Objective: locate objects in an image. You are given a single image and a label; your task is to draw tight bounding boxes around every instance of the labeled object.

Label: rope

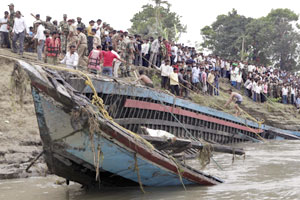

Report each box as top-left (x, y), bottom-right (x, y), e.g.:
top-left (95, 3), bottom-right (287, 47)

top-left (169, 155), bottom-right (187, 191)
top-left (3, 53), bottom-right (156, 149)
top-left (134, 153), bottom-right (146, 194)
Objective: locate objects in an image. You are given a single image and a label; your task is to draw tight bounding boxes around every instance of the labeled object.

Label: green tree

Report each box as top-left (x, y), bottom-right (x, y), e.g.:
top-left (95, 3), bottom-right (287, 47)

top-left (244, 17), bottom-right (274, 65)
top-left (129, 0), bottom-right (186, 41)
top-left (201, 9), bottom-right (252, 60)
top-left (201, 8), bottom-right (300, 70)
top-left (266, 9), bottom-right (300, 70)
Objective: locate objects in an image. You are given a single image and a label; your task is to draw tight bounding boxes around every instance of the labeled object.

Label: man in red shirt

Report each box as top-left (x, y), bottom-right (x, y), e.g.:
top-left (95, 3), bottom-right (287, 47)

top-left (44, 31), bottom-right (61, 65)
top-left (102, 46), bottom-right (125, 76)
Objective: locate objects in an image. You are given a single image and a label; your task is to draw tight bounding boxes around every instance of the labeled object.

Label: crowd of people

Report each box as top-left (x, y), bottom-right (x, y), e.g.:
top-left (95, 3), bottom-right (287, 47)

top-left (1, 3), bottom-right (300, 111)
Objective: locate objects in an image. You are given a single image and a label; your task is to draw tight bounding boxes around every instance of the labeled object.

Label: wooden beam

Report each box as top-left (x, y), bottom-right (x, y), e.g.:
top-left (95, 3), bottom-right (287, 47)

top-left (124, 99), bottom-right (262, 134)
top-left (115, 118), bottom-right (247, 141)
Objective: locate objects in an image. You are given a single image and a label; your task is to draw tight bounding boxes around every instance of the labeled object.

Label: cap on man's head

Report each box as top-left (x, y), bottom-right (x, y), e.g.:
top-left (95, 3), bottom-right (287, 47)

top-left (76, 27), bottom-right (82, 31)
top-left (46, 16), bottom-right (51, 19)
top-left (67, 19), bottom-right (73, 22)
top-left (8, 3), bottom-right (14, 7)
top-left (63, 14), bottom-right (67, 17)
top-left (77, 17), bottom-right (82, 20)
top-left (36, 14), bottom-right (40, 17)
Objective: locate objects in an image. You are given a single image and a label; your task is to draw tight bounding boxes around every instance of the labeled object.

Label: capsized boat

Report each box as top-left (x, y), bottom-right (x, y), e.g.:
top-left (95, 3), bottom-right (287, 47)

top-left (65, 71), bottom-right (300, 144)
top-left (18, 60), bottom-right (223, 187)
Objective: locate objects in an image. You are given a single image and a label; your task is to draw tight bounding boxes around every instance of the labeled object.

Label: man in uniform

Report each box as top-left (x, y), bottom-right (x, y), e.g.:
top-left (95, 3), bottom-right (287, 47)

top-left (120, 35), bottom-right (134, 77)
top-left (7, 3), bottom-right (15, 49)
top-left (52, 20), bottom-right (59, 32)
top-left (59, 14), bottom-right (69, 54)
top-left (43, 16), bottom-right (55, 33)
top-left (92, 28), bottom-right (101, 50)
top-left (76, 27), bottom-right (87, 67)
top-left (30, 13), bottom-right (41, 33)
top-left (67, 19), bottom-right (78, 51)
top-left (76, 17), bottom-right (85, 31)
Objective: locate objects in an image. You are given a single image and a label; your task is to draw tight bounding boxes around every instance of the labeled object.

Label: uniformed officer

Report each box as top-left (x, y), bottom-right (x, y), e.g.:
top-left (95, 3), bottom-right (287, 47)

top-left (76, 27), bottom-right (87, 67)
top-left (67, 19), bottom-right (78, 51)
top-left (42, 16), bottom-right (55, 32)
top-left (7, 3), bottom-right (15, 49)
top-left (120, 35), bottom-right (134, 77)
top-left (59, 14), bottom-right (69, 53)
top-left (76, 17), bottom-right (86, 31)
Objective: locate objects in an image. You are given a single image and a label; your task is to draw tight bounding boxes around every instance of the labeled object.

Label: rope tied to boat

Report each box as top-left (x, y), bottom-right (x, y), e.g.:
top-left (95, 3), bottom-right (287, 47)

top-left (134, 154), bottom-right (146, 194)
top-left (10, 63), bottom-right (30, 108)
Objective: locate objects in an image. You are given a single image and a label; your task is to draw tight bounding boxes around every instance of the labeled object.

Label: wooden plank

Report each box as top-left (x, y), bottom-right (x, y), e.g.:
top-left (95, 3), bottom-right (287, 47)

top-left (124, 99), bottom-right (262, 134)
top-left (142, 136), bottom-right (245, 155)
top-left (115, 118), bottom-right (249, 141)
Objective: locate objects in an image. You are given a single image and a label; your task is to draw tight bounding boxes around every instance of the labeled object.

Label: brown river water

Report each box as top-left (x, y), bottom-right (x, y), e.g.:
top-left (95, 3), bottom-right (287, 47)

top-left (1, 140), bottom-right (300, 200)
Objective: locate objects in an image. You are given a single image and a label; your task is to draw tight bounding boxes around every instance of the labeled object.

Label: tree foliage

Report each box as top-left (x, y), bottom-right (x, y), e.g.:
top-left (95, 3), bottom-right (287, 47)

top-left (129, 0), bottom-right (186, 41)
top-left (201, 8), bottom-right (300, 71)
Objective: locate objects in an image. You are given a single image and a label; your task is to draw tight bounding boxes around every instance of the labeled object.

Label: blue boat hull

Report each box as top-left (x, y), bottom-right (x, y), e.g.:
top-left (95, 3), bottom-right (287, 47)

top-left (31, 86), bottom-right (222, 187)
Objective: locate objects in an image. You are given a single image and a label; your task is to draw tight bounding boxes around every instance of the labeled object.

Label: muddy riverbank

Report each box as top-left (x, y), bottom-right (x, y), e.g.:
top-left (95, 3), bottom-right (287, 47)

top-left (0, 55), bottom-right (47, 179)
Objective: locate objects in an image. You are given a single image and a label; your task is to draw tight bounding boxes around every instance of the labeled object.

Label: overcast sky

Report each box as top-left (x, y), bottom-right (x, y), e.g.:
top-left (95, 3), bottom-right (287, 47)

top-left (1, 0), bottom-right (300, 45)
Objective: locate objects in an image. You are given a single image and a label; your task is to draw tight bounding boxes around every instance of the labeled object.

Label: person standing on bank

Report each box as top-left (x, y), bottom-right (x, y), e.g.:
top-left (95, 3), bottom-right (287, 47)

top-left (102, 46), bottom-right (125, 77)
top-left (224, 89), bottom-right (243, 116)
top-left (33, 20), bottom-right (45, 61)
top-left (12, 11), bottom-right (28, 56)
top-left (59, 14), bottom-right (69, 54)
top-left (0, 11), bottom-right (10, 48)
top-left (76, 27), bottom-right (87, 66)
top-left (86, 20), bottom-right (95, 54)
top-left (44, 31), bottom-right (61, 65)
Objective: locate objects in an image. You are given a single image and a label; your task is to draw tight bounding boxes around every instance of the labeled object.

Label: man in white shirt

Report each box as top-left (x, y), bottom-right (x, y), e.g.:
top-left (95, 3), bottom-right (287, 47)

top-left (156, 60), bottom-right (173, 89)
top-left (95, 19), bottom-right (102, 42)
top-left (149, 36), bottom-right (161, 67)
top-left (60, 45), bottom-right (79, 69)
top-left (192, 65), bottom-right (200, 89)
top-left (12, 11), bottom-right (28, 56)
top-left (171, 43), bottom-right (178, 65)
top-left (282, 85), bottom-right (288, 104)
top-left (141, 39), bottom-right (150, 67)
top-left (0, 11), bottom-right (10, 48)
top-left (33, 21), bottom-right (45, 61)
top-left (112, 49), bottom-right (121, 78)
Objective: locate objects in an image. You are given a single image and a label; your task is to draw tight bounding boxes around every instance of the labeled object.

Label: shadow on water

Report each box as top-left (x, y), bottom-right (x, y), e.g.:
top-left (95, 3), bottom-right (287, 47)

top-left (1, 140), bottom-right (300, 200)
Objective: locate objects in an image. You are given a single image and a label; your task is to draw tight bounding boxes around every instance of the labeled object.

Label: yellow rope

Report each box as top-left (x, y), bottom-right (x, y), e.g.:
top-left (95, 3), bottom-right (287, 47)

top-left (0, 53), bottom-right (155, 150)
top-left (134, 154), bottom-right (146, 194)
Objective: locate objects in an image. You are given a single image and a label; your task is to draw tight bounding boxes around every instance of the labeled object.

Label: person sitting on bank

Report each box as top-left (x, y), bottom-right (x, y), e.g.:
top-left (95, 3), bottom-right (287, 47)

top-left (224, 89), bottom-right (243, 116)
top-left (134, 70), bottom-right (154, 88)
